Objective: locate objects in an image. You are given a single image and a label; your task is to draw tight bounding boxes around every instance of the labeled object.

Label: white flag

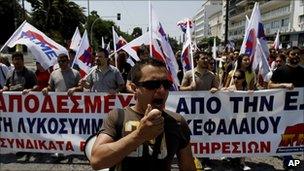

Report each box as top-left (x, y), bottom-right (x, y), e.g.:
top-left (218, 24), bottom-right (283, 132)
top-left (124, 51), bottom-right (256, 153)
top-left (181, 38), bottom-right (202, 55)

top-left (272, 30), bottom-right (280, 50)
top-left (69, 27), bottom-right (81, 51)
top-left (2, 21), bottom-right (68, 69)
top-left (255, 38), bottom-right (271, 81)
top-left (240, 15), bottom-right (250, 54)
top-left (121, 32), bottom-right (150, 61)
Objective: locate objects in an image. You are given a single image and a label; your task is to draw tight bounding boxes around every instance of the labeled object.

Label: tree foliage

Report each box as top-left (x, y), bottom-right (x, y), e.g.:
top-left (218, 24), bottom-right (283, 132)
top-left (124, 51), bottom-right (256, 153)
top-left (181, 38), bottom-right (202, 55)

top-left (26, 0), bottom-right (86, 46)
top-left (197, 36), bottom-right (221, 50)
top-left (0, 0), bottom-right (26, 44)
top-left (131, 27), bottom-right (142, 38)
top-left (2, 0), bottom-right (169, 53)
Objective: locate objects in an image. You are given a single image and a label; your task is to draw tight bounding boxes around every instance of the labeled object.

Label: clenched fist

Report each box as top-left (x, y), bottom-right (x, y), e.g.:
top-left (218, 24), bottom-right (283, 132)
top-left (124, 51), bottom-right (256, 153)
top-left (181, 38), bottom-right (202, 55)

top-left (136, 104), bottom-right (164, 141)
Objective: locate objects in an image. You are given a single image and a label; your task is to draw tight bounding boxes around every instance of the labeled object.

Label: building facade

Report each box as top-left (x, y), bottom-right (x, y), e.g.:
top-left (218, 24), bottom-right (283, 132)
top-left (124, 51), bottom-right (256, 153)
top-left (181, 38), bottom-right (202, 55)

top-left (209, 10), bottom-right (223, 40)
top-left (193, 0), bottom-right (222, 41)
top-left (228, 0), bottom-right (304, 47)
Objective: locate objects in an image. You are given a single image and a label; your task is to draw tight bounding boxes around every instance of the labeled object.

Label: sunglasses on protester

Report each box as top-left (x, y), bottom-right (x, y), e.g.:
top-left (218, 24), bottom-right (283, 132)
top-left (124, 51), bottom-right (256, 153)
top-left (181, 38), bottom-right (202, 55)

top-left (233, 76), bottom-right (244, 80)
top-left (58, 59), bottom-right (69, 64)
top-left (290, 52), bottom-right (299, 56)
top-left (136, 80), bottom-right (172, 90)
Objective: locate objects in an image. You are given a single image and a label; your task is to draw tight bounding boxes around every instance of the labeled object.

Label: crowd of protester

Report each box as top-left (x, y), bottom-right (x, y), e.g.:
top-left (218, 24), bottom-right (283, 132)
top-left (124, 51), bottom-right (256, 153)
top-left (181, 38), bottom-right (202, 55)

top-left (0, 44), bottom-right (303, 170)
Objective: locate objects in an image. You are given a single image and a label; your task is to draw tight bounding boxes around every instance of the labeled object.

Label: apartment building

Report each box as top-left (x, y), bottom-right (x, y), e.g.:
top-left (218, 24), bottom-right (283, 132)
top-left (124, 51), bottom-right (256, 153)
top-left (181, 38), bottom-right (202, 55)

top-left (228, 0), bottom-right (304, 47)
top-left (209, 10), bottom-right (223, 40)
top-left (193, 0), bottom-right (222, 42)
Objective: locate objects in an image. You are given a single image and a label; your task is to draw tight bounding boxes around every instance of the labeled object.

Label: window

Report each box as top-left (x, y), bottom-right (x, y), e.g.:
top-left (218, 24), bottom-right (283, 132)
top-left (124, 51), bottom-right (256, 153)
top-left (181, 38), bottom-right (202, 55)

top-left (299, 15), bottom-right (304, 23)
top-left (271, 21), bottom-right (279, 29)
top-left (300, 0), bottom-right (304, 6)
top-left (281, 18), bottom-right (289, 27)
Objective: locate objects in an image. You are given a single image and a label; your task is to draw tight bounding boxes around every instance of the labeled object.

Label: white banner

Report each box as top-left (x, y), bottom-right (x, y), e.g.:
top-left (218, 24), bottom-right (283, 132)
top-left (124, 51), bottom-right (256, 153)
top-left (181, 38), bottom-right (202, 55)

top-left (0, 89), bottom-right (303, 158)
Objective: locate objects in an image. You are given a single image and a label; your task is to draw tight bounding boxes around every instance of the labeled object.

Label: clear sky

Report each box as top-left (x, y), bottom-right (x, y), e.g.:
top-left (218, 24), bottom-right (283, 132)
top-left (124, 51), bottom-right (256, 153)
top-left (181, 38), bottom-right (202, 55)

top-left (72, 0), bottom-right (202, 41)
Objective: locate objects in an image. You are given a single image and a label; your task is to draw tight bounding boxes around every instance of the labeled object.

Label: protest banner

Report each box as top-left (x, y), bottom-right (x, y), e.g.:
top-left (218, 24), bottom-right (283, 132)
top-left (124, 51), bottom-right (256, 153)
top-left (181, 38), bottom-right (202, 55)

top-left (0, 89), bottom-right (303, 158)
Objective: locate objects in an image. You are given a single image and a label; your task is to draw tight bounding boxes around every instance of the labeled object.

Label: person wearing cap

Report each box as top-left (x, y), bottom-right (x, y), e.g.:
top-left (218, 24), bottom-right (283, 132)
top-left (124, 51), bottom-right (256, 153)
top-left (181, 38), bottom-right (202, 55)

top-left (80, 48), bottom-right (124, 93)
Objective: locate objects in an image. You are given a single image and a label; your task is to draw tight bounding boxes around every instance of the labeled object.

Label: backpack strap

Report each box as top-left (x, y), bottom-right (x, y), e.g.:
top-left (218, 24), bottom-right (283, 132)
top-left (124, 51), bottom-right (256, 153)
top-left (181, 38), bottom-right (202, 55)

top-left (115, 108), bottom-right (125, 140)
top-left (109, 108), bottom-right (125, 171)
top-left (0, 66), bottom-right (6, 80)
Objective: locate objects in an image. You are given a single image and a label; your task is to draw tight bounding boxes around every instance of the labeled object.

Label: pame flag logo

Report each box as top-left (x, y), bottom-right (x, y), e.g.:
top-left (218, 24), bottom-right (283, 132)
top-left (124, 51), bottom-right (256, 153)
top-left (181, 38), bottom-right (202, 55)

top-left (19, 30), bottom-right (59, 60)
top-left (276, 123), bottom-right (304, 153)
top-left (20, 30), bottom-right (58, 50)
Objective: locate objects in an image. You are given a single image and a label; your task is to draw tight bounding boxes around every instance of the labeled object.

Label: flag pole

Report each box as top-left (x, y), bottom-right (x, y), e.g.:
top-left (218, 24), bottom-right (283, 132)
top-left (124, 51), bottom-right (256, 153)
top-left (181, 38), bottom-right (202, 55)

top-left (112, 26), bottom-right (118, 67)
top-left (0, 20), bottom-right (27, 52)
top-left (188, 21), bottom-right (195, 83)
top-left (148, 1), bottom-right (153, 57)
top-left (229, 61), bottom-right (238, 87)
top-left (72, 30), bottom-right (87, 69)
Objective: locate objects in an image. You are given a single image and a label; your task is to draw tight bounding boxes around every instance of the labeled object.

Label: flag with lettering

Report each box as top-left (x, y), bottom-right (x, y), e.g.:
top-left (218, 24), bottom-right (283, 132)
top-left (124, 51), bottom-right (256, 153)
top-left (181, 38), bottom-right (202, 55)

top-left (2, 21), bottom-right (68, 69)
top-left (73, 30), bottom-right (93, 77)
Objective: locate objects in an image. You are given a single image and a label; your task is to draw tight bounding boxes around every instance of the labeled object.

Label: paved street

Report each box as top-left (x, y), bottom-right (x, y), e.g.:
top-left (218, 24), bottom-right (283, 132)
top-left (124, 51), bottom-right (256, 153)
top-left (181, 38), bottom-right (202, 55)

top-left (0, 153), bottom-right (303, 171)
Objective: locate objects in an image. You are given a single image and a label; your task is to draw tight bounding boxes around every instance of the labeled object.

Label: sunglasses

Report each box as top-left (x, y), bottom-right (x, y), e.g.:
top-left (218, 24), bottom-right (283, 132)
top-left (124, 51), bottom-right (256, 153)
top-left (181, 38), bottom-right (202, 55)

top-left (58, 60), bottom-right (69, 64)
top-left (290, 53), bottom-right (298, 56)
top-left (136, 80), bottom-right (172, 90)
top-left (233, 76), bottom-right (244, 80)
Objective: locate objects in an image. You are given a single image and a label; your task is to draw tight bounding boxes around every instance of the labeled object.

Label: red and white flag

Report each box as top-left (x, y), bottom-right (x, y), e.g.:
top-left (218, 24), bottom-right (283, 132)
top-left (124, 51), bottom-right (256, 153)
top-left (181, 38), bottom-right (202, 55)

top-left (73, 30), bottom-right (93, 78)
top-left (121, 32), bottom-right (150, 62)
top-left (112, 26), bottom-right (128, 66)
top-left (181, 21), bottom-right (192, 72)
top-left (1, 21), bottom-right (68, 69)
top-left (150, 4), bottom-right (180, 89)
top-left (177, 18), bottom-right (193, 33)
top-left (240, 2), bottom-right (270, 79)
top-left (240, 2), bottom-right (269, 62)
top-left (69, 27), bottom-right (81, 51)
top-left (113, 27), bottom-right (128, 50)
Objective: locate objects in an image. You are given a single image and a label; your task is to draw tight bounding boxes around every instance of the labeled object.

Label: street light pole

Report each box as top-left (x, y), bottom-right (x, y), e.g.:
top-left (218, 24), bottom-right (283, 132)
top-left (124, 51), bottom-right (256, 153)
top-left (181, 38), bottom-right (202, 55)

top-left (87, 0), bottom-right (90, 16)
top-left (225, 0), bottom-right (229, 45)
top-left (90, 18), bottom-right (101, 46)
top-left (90, 14), bottom-right (121, 46)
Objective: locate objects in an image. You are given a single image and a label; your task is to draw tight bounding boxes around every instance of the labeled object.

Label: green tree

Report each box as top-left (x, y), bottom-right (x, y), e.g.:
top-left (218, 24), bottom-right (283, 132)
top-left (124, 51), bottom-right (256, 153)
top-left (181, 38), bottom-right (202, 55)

top-left (87, 11), bottom-right (133, 51)
top-left (168, 37), bottom-right (181, 54)
top-left (197, 36), bottom-right (221, 51)
top-left (131, 27), bottom-right (142, 38)
top-left (0, 0), bottom-right (26, 44)
top-left (27, 0), bottom-right (86, 45)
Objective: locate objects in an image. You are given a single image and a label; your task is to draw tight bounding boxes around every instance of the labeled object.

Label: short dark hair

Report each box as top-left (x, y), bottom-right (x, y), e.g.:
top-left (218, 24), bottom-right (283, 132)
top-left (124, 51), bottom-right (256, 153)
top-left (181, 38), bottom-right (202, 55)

top-left (130, 58), bottom-right (167, 84)
top-left (96, 48), bottom-right (109, 58)
top-left (194, 51), bottom-right (209, 61)
top-left (68, 49), bottom-right (76, 56)
top-left (136, 44), bottom-right (149, 57)
top-left (12, 52), bottom-right (24, 60)
top-left (58, 53), bottom-right (69, 59)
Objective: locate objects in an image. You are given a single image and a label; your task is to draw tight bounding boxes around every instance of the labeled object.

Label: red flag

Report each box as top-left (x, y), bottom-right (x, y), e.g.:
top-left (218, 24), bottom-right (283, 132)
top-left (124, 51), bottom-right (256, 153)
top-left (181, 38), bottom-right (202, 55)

top-left (73, 30), bottom-right (93, 78)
